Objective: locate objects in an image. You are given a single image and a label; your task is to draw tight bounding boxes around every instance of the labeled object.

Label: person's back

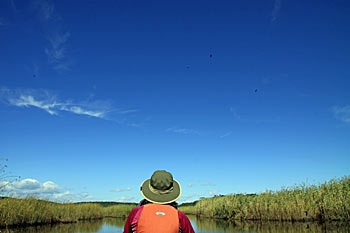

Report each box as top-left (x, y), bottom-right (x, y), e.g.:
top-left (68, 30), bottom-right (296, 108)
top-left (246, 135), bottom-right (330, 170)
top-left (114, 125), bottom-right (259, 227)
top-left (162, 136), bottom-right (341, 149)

top-left (130, 203), bottom-right (179, 233)
top-left (123, 170), bottom-right (195, 233)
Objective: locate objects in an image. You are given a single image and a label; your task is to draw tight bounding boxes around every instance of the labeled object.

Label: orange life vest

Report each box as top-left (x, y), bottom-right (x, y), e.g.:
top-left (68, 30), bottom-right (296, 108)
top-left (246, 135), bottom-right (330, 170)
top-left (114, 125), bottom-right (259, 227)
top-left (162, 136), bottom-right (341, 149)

top-left (132, 204), bottom-right (180, 233)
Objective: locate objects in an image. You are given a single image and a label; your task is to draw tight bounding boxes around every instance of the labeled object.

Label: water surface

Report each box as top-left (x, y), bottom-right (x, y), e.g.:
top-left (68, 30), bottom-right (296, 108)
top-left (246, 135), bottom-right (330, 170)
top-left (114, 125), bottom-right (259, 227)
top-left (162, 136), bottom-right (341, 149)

top-left (3, 216), bottom-right (350, 233)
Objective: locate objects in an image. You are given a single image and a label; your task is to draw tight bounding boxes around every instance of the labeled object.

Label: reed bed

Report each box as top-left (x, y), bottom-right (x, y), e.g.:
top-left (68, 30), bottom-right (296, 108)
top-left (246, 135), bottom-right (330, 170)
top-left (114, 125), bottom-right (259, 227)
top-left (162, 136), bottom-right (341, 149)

top-left (179, 176), bottom-right (350, 222)
top-left (0, 197), bottom-right (136, 228)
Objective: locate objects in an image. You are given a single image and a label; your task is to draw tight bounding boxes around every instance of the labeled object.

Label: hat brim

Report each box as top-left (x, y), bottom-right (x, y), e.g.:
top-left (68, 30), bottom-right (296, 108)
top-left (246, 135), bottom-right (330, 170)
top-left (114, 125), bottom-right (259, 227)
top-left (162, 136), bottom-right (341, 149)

top-left (141, 179), bottom-right (181, 204)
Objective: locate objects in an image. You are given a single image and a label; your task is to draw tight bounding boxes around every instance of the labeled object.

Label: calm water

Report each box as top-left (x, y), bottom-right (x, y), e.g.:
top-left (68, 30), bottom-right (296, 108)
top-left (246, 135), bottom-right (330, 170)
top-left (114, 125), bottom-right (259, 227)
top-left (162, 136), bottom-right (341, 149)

top-left (3, 216), bottom-right (350, 233)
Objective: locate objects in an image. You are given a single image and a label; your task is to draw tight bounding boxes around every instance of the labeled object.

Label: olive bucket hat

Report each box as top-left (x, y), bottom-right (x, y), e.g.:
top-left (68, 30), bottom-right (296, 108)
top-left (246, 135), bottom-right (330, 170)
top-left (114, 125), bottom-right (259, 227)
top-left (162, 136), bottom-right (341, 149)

top-left (140, 170), bottom-right (181, 204)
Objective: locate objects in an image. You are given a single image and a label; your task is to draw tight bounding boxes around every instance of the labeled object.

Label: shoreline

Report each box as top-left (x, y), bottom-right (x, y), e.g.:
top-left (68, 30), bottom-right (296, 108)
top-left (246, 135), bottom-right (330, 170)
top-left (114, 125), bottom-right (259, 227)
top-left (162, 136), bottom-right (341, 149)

top-left (1, 176), bottom-right (349, 229)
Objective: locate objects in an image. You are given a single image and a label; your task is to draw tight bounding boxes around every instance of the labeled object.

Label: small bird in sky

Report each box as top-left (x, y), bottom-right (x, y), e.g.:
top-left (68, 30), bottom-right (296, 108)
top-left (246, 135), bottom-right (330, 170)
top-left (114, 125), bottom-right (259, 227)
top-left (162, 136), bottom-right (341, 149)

top-left (254, 89), bottom-right (258, 93)
top-left (209, 54), bottom-right (213, 58)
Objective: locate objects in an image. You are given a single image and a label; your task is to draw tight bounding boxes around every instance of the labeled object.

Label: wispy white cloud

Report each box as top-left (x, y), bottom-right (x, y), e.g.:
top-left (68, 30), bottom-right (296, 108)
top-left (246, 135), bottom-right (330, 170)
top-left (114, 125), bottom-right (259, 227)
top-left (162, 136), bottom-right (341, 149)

top-left (45, 31), bottom-right (70, 65)
top-left (35, 0), bottom-right (54, 20)
top-left (229, 107), bottom-right (241, 120)
top-left (331, 106), bottom-right (350, 123)
top-left (114, 196), bottom-right (135, 202)
top-left (0, 87), bottom-right (120, 119)
top-left (271, 0), bottom-right (282, 23)
top-left (0, 0), bottom-right (17, 27)
top-left (33, 0), bottom-right (71, 71)
top-left (117, 109), bottom-right (139, 114)
top-left (60, 105), bottom-right (105, 118)
top-left (166, 127), bottom-right (200, 135)
top-left (179, 190), bottom-right (220, 201)
top-left (8, 94), bottom-right (59, 115)
top-left (228, 107), bottom-right (279, 124)
top-left (208, 190), bottom-right (220, 196)
top-left (10, 0), bottom-right (17, 12)
top-left (110, 187), bottom-right (132, 193)
top-left (179, 193), bottom-right (199, 203)
top-left (45, 30), bottom-right (71, 71)
top-left (51, 191), bottom-right (95, 202)
top-left (220, 131), bottom-right (232, 138)
top-left (200, 182), bottom-right (216, 187)
top-left (179, 191), bottom-right (221, 203)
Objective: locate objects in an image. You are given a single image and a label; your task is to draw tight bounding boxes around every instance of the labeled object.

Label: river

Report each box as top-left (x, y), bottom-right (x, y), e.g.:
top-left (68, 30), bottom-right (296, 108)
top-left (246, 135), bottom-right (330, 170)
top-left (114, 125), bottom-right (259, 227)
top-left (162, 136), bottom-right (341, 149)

top-left (3, 216), bottom-right (350, 232)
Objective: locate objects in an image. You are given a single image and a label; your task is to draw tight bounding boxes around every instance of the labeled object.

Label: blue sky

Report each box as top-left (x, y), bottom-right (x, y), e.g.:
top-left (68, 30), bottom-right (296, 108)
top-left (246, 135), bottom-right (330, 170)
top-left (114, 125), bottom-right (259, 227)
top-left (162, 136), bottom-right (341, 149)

top-left (0, 0), bottom-right (349, 203)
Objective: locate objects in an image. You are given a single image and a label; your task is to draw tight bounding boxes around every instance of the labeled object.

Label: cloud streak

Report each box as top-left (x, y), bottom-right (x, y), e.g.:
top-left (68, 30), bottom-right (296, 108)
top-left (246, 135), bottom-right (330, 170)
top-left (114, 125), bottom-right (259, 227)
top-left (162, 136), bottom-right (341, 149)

top-left (35, 0), bottom-right (55, 20)
top-left (110, 187), bottom-right (132, 193)
top-left (166, 127), bottom-right (200, 135)
top-left (332, 106), bottom-right (350, 123)
top-left (220, 131), bottom-right (232, 138)
top-left (0, 87), bottom-right (117, 119)
top-left (200, 182), bottom-right (216, 187)
top-left (229, 107), bottom-right (241, 120)
top-left (179, 193), bottom-right (199, 203)
top-left (114, 196), bottom-right (135, 202)
top-left (208, 190), bottom-right (220, 196)
top-left (45, 31), bottom-right (70, 69)
top-left (34, 0), bottom-right (71, 71)
top-left (271, 0), bottom-right (282, 23)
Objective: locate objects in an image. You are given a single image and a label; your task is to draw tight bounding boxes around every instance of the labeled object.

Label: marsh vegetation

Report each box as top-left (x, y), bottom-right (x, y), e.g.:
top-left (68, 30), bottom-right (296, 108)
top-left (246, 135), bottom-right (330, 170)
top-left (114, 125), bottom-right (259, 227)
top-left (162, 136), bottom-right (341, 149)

top-left (179, 176), bottom-right (350, 222)
top-left (1, 176), bottom-right (349, 230)
top-left (0, 197), bottom-right (135, 228)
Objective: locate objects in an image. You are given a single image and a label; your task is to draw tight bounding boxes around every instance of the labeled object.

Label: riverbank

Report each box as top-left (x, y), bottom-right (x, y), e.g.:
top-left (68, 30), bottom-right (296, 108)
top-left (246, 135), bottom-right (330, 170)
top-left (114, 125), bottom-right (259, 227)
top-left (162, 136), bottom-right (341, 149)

top-left (0, 197), bottom-right (136, 228)
top-left (179, 176), bottom-right (350, 222)
top-left (1, 176), bottom-right (349, 228)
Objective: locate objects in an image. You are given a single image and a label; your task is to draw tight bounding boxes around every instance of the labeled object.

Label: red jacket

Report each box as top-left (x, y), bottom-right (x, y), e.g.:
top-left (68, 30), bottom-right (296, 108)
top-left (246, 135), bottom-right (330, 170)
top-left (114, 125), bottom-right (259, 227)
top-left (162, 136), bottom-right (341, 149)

top-left (123, 204), bottom-right (195, 233)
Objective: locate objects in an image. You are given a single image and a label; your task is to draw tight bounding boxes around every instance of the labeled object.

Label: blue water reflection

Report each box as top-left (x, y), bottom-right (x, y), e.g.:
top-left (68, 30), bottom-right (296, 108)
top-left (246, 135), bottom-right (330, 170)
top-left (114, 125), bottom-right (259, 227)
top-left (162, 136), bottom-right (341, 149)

top-left (3, 217), bottom-right (350, 233)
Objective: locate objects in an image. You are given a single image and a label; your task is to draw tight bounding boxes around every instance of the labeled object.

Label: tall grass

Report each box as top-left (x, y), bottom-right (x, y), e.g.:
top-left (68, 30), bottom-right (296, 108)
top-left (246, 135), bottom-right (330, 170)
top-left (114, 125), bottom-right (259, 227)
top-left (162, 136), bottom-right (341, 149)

top-left (0, 197), bottom-right (136, 228)
top-left (179, 176), bottom-right (350, 222)
top-left (188, 215), bottom-right (350, 233)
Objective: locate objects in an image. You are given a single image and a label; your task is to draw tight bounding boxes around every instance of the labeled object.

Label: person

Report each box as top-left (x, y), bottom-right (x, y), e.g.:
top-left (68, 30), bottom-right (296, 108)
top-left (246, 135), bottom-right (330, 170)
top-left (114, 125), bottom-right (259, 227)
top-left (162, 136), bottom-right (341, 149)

top-left (123, 170), bottom-right (195, 233)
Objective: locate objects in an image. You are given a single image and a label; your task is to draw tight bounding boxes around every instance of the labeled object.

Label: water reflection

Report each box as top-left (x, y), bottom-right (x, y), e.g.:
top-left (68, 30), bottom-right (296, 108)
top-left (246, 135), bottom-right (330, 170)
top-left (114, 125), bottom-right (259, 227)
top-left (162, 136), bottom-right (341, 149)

top-left (4, 218), bottom-right (126, 233)
top-left (2, 216), bottom-right (350, 233)
top-left (188, 215), bottom-right (350, 233)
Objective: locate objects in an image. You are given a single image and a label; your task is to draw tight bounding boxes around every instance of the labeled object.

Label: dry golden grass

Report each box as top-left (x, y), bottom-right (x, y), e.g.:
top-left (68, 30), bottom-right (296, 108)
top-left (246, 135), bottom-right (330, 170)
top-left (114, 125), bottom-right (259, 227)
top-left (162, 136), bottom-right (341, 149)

top-left (179, 176), bottom-right (350, 222)
top-left (0, 197), bottom-right (136, 228)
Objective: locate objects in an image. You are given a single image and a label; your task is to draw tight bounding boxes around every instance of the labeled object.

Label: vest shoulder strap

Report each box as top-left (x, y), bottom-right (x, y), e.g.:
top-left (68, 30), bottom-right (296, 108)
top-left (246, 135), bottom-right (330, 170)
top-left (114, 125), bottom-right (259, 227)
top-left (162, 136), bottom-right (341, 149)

top-left (130, 206), bottom-right (144, 233)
